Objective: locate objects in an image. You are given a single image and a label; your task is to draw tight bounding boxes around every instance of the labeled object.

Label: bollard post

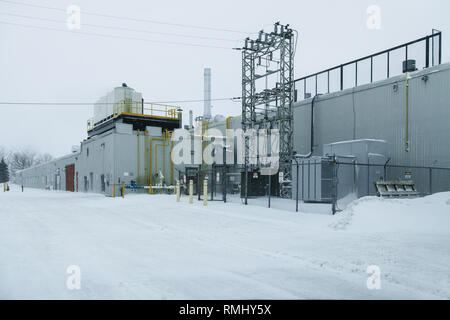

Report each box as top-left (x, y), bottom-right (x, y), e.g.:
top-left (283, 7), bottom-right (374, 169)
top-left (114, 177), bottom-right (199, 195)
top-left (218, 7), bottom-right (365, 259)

top-left (203, 179), bottom-right (208, 206)
top-left (189, 180), bottom-right (193, 204)
top-left (113, 184), bottom-right (116, 198)
top-left (176, 180), bottom-right (181, 202)
top-left (122, 183), bottom-right (125, 199)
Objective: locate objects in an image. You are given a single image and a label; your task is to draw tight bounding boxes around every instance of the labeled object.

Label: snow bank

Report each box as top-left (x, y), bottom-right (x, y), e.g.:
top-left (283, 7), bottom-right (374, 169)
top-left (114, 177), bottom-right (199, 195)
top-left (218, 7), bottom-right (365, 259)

top-left (330, 193), bottom-right (450, 233)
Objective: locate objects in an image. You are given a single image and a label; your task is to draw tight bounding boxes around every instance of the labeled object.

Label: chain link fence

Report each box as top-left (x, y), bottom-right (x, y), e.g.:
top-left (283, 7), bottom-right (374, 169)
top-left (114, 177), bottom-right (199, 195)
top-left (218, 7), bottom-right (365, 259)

top-left (176, 161), bottom-right (450, 215)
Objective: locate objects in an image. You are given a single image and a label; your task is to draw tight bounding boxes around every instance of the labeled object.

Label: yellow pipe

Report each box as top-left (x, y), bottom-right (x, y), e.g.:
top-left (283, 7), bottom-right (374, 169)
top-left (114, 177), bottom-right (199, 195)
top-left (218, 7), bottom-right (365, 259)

top-left (149, 130), bottom-right (174, 192)
top-left (226, 116), bottom-right (234, 130)
top-left (405, 72), bottom-right (409, 152)
top-left (137, 129), bottom-right (140, 185)
top-left (170, 133), bottom-right (174, 185)
top-left (155, 131), bottom-right (171, 184)
top-left (144, 130), bottom-right (149, 185)
top-left (150, 133), bottom-right (166, 192)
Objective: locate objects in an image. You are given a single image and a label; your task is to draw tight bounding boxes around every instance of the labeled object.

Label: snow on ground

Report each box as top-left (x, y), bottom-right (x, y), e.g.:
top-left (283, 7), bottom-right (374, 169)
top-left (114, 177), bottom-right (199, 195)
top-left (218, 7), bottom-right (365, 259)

top-left (1, 184), bottom-right (449, 299)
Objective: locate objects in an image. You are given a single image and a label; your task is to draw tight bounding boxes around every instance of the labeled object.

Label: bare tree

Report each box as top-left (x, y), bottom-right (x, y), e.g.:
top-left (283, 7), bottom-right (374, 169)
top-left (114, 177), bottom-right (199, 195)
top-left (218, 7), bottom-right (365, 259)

top-left (35, 153), bottom-right (53, 165)
top-left (9, 150), bottom-right (38, 176)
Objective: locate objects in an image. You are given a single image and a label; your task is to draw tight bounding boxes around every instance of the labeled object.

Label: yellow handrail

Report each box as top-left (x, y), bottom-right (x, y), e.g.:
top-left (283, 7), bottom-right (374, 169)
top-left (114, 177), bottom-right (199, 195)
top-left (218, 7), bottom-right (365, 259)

top-left (113, 100), bottom-right (181, 120)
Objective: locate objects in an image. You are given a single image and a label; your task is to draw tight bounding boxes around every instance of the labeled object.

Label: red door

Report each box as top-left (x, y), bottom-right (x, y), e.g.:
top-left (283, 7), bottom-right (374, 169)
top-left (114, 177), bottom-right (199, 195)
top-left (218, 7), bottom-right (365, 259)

top-left (66, 164), bottom-right (75, 192)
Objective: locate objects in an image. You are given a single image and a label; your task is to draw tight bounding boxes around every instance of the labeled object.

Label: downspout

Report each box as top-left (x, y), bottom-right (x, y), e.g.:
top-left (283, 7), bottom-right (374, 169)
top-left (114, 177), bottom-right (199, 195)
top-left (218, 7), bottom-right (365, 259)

top-left (144, 130), bottom-right (149, 185)
top-left (137, 129), bottom-right (140, 185)
top-left (405, 72), bottom-right (410, 152)
top-left (151, 130), bottom-right (173, 190)
top-left (155, 130), bottom-right (173, 187)
top-left (150, 134), bottom-right (165, 191)
top-left (295, 94), bottom-right (321, 159)
top-left (170, 131), bottom-right (174, 185)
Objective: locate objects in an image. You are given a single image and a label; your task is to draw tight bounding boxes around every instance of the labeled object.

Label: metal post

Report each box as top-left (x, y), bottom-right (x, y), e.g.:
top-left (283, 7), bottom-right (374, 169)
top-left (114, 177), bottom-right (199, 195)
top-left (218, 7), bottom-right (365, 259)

top-left (304, 80), bottom-right (307, 99)
top-left (296, 162), bottom-right (299, 213)
top-left (245, 167), bottom-right (248, 205)
top-left (327, 71), bottom-right (330, 94)
top-left (268, 173), bottom-right (271, 208)
top-left (370, 57), bottom-right (373, 83)
top-left (198, 167), bottom-right (201, 201)
top-left (315, 75), bottom-right (318, 96)
top-left (429, 167), bottom-right (433, 195)
top-left (189, 180), bottom-right (193, 204)
top-left (331, 157), bottom-right (337, 215)
top-left (387, 51), bottom-right (390, 78)
top-left (426, 37), bottom-right (430, 68)
top-left (340, 65), bottom-right (344, 91)
top-left (203, 179), bottom-right (208, 206)
top-left (211, 170), bottom-right (214, 201)
top-left (223, 166), bottom-right (227, 203)
top-left (122, 183), bottom-right (125, 198)
top-left (176, 180), bottom-right (180, 202)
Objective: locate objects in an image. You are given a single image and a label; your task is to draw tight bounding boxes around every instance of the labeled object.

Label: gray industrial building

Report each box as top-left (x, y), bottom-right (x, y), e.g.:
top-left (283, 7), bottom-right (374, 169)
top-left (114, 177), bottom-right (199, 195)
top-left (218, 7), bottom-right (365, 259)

top-left (17, 29), bottom-right (450, 203)
top-left (17, 85), bottom-right (181, 196)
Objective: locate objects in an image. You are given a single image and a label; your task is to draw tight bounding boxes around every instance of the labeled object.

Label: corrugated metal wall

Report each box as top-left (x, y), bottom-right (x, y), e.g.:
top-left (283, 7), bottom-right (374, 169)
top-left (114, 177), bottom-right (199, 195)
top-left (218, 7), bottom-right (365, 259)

top-left (17, 124), bottom-right (175, 196)
top-left (294, 63), bottom-right (450, 168)
top-left (17, 63), bottom-right (450, 197)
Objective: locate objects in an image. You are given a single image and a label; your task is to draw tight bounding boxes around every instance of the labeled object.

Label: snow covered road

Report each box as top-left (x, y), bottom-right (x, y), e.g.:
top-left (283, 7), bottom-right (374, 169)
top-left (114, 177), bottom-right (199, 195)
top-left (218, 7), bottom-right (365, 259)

top-left (1, 185), bottom-right (449, 299)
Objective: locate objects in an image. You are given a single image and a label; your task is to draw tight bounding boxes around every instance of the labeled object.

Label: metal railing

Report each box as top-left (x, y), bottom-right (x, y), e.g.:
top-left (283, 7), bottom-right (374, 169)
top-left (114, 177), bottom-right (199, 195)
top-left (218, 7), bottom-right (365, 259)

top-left (294, 30), bottom-right (442, 100)
top-left (87, 100), bottom-right (181, 131)
top-left (112, 100), bottom-right (181, 120)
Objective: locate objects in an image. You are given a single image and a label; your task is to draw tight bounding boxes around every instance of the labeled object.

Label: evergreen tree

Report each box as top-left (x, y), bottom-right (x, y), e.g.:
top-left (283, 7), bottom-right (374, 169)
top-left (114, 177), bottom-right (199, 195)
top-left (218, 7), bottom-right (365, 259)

top-left (0, 158), bottom-right (9, 183)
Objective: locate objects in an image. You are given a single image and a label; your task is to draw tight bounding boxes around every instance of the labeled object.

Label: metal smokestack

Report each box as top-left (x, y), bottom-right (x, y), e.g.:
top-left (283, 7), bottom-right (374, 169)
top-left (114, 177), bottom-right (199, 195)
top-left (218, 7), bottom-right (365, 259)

top-left (189, 110), bottom-right (194, 129)
top-left (203, 68), bottom-right (212, 121)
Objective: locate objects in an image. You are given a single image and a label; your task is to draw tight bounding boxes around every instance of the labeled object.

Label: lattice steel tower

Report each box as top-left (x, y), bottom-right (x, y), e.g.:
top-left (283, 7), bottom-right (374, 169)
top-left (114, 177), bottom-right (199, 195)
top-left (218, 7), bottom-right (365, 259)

top-left (241, 22), bottom-right (295, 199)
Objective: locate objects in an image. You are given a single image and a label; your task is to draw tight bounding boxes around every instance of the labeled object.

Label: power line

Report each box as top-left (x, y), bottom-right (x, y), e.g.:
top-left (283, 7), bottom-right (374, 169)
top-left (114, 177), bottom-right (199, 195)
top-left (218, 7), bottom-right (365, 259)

top-left (0, 12), bottom-right (240, 43)
top-left (0, 97), bottom-right (242, 106)
top-left (0, 0), bottom-right (253, 34)
top-left (0, 20), bottom-right (234, 49)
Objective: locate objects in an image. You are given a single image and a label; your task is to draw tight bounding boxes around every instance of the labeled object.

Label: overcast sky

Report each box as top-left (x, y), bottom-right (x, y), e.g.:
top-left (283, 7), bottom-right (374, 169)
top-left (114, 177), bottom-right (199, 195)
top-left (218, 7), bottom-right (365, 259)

top-left (1, 0), bottom-right (449, 157)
